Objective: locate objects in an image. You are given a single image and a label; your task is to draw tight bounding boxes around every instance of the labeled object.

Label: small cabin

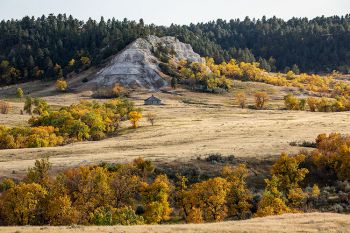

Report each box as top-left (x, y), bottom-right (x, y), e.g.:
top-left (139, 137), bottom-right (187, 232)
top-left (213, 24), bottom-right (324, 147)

top-left (144, 95), bottom-right (162, 105)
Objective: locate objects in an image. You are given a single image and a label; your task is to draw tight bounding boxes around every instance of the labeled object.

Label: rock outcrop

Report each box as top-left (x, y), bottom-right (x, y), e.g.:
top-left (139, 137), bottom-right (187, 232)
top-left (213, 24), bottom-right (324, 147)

top-left (90, 35), bottom-right (203, 90)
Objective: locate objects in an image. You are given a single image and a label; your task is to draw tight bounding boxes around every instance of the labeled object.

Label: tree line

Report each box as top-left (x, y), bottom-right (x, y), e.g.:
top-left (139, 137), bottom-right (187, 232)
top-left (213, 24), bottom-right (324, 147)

top-left (0, 132), bottom-right (349, 225)
top-left (162, 56), bottom-right (350, 105)
top-left (1, 14), bottom-right (349, 85)
top-left (0, 98), bottom-right (142, 149)
top-left (185, 15), bottom-right (350, 73)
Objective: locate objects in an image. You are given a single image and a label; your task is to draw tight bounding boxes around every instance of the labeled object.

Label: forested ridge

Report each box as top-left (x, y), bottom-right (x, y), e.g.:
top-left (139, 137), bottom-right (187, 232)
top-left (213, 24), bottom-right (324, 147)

top-left (187, 16), bottom-right (350, 72)
top-left (0, 14), bottom-right (350, 85)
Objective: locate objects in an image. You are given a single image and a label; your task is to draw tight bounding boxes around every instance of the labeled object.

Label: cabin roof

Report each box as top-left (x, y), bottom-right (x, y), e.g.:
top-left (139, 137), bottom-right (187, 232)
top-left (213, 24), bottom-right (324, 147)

top-left (144, 95), bottom-right (161, 102)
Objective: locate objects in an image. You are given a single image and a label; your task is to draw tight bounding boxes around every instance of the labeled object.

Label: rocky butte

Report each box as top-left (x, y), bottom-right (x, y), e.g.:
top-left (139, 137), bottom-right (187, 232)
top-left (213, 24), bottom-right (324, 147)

top-left (90, 35), bottom-right (203, 90)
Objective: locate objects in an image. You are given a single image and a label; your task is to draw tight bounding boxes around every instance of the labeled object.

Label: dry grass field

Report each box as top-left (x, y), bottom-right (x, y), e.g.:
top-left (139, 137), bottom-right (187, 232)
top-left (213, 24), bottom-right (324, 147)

top-left (1, 79), bottom-right (350, 178)
top-left (1, 75), bottom-right (350, 232)
top-left (0, 213), bottom-right (349, 233)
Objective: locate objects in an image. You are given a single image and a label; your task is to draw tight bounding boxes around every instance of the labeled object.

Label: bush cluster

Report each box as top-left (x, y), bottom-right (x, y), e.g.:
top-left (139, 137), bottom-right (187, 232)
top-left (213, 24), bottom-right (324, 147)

top-left (306, 133), bottom-right (350, 181)
top-left (0, 158), bottom-right (253, 225)
top-left (167, 57), bottom-right (350, 99)
top-left (0, 98), bottom-right (140, 149)
top-left (284, 94), bottom-right (350, 112)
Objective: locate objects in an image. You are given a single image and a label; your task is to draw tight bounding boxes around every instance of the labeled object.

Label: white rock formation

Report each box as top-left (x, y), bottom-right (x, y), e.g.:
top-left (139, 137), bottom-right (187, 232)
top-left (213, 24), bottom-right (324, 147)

top-left (90, 35), bottom-right (203, 90)
top-left (147, 35), bottom-right (203, 63)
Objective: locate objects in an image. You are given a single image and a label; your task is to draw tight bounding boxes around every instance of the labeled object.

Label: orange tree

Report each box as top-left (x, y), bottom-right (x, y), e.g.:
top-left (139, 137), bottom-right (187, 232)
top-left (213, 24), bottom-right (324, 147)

top-left (254, 92), bottom-right (268, 110)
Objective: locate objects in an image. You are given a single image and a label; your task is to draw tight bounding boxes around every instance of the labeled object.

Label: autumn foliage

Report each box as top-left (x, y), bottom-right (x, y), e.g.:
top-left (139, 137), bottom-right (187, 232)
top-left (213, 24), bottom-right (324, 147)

top-left (255, 153), bottom-right (308, 217)
top-left (16, 87), bottom-right (24, 98)
top-left (0, 158), bottom-right (153, 225)
top-left (235, 92), bottom-right (246, 109)
top-left (0, 182), bottom-right (47, 225)
top-left (0, 157), bottom-right (255, 226)
top-left (128, 111), bottom-right (142, 129)
top-left (0, 98), bottom-right (141, 149)
top-left (254, 92), bottom-right (268, 110)
top-left (0, 101), bottom-right (10, 114)
top-left (55, 79), bottom-right (68, 91)
top-left (140, 175), bottom-right (172, 223)
top-left (310, 133), bottom-right (350, 181)
top-left (284, 94), bottom-right (306, 110)
top-left (284, 94), bottom-right (350, 112)
top-left (165, 56), bottom-right (350, 112)
top-left (0, 136), bottom-right (349, 226)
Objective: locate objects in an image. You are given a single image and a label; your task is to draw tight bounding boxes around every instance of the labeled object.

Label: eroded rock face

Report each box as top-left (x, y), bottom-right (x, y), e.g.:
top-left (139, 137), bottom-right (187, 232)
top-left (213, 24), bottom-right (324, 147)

top-left (147, 35), bottom-right (203, 63)
top-left (90, 35), bottom-right (203, 90)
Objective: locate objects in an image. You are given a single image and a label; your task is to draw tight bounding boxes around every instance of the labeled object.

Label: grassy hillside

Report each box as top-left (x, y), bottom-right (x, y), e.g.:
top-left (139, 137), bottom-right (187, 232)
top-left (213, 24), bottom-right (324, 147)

top-left (1, 82), bottom-right (350, 178)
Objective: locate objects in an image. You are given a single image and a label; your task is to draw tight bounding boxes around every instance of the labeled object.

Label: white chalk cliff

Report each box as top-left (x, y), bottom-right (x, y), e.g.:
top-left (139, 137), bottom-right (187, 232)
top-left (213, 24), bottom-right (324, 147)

top-left (90, 35), bottom-right (203, 90)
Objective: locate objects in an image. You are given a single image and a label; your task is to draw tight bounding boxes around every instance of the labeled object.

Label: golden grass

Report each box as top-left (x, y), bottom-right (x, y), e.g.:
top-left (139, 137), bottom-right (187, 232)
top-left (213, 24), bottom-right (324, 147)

top-left (0, 81), bottom-right (350, 179)
top-left (0, 213), bottom-right (349, 233)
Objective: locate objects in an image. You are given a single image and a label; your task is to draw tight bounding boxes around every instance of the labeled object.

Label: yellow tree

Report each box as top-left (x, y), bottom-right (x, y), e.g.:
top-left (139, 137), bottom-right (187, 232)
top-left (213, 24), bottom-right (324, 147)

top-left (0, 183), bottom-right (47, 225)
top-left (235, 92), bottom-right (246, 109)
top-left (255, 176), bottom-right (291, 217)
top-left (0, 126), bottom-right (16, 149)
top-left (311, 184), bottom-right (321, 198)
top-left (336, 143), bottom-right (350, 180)
top-left (271, 153), bottom-right (309, 209)
top-left (174, 175), bottom-right (204, 223)
top-left (68, 59), bottom-right (75, 66)
top-left (81, 56), bottom-right (91, 66)
top-left (132, 157), bottom-right (155, 180)
top-left (110, 164), bottom-right (141, 208)
top-left (222, 164), bottom-right (252, 219)
top-left (140, 175), bottom-right (172, 224)
top-left (23, 96), bottom-right (33, 114)
top-left (221, 59), bottom-right (243, 79)
top-left (16, 87), bottom-right (24, 98)
top-left (307, 97), bottom-right (319, 112)
top-left (45, 175), bottom-right (80, 225)
top-left (254, 92), bottom-right (268, 110)
top-left (314, 133), bottom-right (350, 181)
top-left (271, 153), bottom-right (309, 196)
top-left (0, 178), bottom-right (15, 191)
top-left (175, 175), bottom-right (191, 221)
top-left (56, 79), bottom-right (68, 91)
top-left (256, 153), bottom-right (309, 217)
top-left (33, 98), bottom-right (50, 115)
top-left (286, 70), bottom-right (296, 79)
top-left (284, 94), bottom-right (301, 110)
top-left (128, 111), bottom-right (142, 128)
top-left (64, 166), bottom-right (114, 223)
top-left (24, 157), bottom-right (52, 187)
top-left (190, 177), bottom-right (230, 222)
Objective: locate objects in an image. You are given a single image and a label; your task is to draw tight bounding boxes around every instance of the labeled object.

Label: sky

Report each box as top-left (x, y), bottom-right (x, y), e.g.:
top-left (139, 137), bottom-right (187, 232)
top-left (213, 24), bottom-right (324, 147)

top-left (0, 0), bottom-right (349, 25)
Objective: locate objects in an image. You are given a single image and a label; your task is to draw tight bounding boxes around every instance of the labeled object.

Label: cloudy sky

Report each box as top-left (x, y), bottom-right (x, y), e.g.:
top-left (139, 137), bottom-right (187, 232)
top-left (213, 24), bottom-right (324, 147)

top-left (0, 0), bottom-right (349, 25)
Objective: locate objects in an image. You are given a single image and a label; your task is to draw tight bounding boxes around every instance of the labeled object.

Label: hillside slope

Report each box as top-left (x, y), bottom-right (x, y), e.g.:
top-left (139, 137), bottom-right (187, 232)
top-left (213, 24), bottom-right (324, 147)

top-left (0, 213), bottom-right (349, 233)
